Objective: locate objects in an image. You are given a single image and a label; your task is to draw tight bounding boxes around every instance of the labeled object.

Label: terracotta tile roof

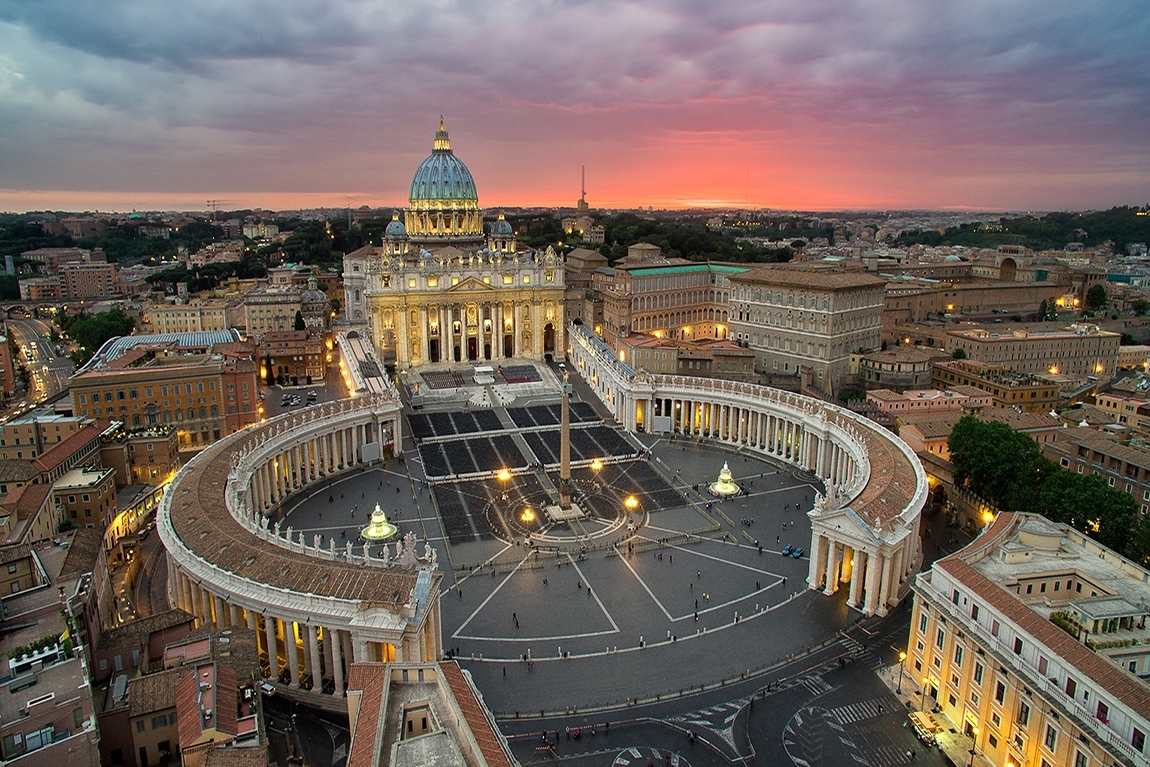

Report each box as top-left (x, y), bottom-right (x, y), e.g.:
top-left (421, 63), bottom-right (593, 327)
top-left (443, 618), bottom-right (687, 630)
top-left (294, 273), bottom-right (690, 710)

top-left (937, 514), bottom-right (1150, 722)
top-left (346, 663), bottom-right (387, 767)
top-left (200, 748), bottom-right (270, 767)
top-left (58, 528), bottom-right (106, 578)
top-left (440, 661), bottom-right (514, 767)
top-left (95, 609), bottom-right (196, 651)
top-left (0, 543), bottom-right (31, 564)
top-left (167, 429), bottom-right (427, 603)
top-left (0, 460), bottom-right (39, 483)
top-left (732, 265), bottom-right (886, 290)
top-left (31, 423), bottom-right (102, 473)
top-left (0, 483), bottom-right (52, 519)
top-left (176, 670), bottom-right (203, 747)
top-left (215, 665), bottom-right (239, 736)
top-left (128, 667), bottom-right (183, 717)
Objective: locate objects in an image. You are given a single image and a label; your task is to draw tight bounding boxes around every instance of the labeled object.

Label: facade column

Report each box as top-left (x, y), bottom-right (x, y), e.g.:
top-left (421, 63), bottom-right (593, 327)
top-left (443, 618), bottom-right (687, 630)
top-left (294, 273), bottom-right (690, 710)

top-left (214, 595), bottom-right (228, 627)
top-left (264, 615), bottom-right (279, 680)
top-left (308, 625), bottom-right (323, 693)
top-left (808, 533), bottom-right (828, 589)
top-left (352, 633), bottom-right (370, 663)
top-left (877, 553), bottom-right (893, 612)
top-left (247, 609), bottom-right (257, 631)
top-left (865, 550), bottom-right (883, 615)
top-left (849, 549), bottom-right (865, 607)
top-left (823, 541), bottom-right (840, 595)
top-left (285, 621), bottom-right (301, 687)
top-left (331, 628), bottom-right (345, 695)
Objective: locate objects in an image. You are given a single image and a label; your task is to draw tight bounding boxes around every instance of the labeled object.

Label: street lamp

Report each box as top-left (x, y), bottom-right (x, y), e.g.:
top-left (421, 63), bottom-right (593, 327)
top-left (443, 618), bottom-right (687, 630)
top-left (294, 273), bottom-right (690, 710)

top-left (897, 651), bottom-right (907, 693)
top-left (968, 725), bottom-right (979, 767)
top-left (920, 676), bottom-right (929, 711)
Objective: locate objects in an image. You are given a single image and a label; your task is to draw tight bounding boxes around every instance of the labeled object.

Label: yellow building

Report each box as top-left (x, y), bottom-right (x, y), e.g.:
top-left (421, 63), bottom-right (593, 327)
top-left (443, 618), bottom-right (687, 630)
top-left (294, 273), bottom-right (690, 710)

top-left (907, 512), bottom-right (1150, 767)
top-left (145, 301), bottom-right (229, 334)
top-left (344, 119), bottom-right (566, 367)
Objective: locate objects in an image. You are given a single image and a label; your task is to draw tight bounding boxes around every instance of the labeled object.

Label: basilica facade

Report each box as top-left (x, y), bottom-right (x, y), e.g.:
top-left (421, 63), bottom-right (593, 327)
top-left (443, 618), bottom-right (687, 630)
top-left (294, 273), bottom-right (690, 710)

top-left (344, 119), bottom-right (566, 368)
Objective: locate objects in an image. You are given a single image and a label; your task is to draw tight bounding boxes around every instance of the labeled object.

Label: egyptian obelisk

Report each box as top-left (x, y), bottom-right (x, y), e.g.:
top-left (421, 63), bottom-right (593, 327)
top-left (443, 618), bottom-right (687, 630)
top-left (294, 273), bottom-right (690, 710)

top-left (560, 372), bottom-right (572, 509)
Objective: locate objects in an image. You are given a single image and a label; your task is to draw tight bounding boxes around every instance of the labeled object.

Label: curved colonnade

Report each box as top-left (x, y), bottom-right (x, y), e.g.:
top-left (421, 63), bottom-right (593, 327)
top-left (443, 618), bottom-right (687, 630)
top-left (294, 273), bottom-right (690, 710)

top-left (569, 324), bottom-right (928, 617)
top-left (158, 393), bottom-right (443, 700)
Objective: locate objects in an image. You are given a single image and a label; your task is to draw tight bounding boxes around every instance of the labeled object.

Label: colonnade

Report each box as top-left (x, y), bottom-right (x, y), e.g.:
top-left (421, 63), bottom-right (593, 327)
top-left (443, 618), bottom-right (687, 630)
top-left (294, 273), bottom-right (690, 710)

top-left (161, 394), bottom-right (442, 701)
top-left (808, 533), bottom-right (910, 616)
top-left (248, 420), bottom-right (380, 511)
top-left (567, 323), bottom-right (927, 618)
top-left (647, 397), bottom-right (858, 488)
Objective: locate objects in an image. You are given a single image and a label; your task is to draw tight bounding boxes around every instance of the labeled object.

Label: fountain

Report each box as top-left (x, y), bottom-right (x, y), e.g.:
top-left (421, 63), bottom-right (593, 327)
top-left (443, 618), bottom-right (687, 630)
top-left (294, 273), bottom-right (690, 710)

top-left (708, 461), bottom-right (741, 497)
top-left (360, 503), bottom-right (398, 540)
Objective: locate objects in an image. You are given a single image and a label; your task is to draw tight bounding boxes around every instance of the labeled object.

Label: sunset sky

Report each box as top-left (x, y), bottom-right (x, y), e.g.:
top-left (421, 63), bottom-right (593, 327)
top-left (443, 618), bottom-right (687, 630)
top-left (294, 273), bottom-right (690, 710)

top-left (1, 1), bottom-right (1147, 214)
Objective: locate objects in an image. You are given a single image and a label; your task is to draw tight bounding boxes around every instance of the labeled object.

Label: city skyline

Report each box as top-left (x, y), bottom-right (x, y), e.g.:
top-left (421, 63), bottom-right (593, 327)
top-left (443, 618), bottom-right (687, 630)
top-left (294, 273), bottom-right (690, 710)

top-left (1, 1), bottom-right (1147, 214)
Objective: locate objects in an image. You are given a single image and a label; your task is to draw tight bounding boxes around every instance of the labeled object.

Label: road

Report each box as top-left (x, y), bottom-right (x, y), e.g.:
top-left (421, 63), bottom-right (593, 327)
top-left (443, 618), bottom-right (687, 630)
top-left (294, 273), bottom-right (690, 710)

top-left (4, 316), bottom-right (73, 413)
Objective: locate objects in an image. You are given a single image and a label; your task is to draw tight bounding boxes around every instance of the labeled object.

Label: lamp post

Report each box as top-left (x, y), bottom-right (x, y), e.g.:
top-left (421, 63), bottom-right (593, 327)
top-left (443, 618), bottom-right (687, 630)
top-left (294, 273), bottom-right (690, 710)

top-left (920, 676), bottom-right (929, 711)
top-left (968, 725), bottom-right (979, 767)
top-left (897, 651), bottom-right (907, 693)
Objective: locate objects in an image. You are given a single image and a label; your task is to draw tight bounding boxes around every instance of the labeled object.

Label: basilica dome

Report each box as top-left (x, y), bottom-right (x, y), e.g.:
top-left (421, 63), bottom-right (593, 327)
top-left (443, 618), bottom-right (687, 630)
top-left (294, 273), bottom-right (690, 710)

top-left (403, 117), bottom-right (484, 245)
top-left (409, 118), bottom-right (478, 204)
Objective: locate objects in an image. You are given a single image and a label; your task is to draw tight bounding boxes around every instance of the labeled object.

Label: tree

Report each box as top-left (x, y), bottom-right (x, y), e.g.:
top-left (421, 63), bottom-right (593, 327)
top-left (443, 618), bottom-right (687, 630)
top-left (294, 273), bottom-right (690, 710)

top-left (293, 311), bottom-right (306, 331)
top-left (330, 297), bottom-right (341, 315)
top-left (1133, 298), bottom-right (1149, 316)
top-left (57, 309), bottom-right (135, 365)
top-left (1086, 283), bottom-right (1107, 312)
top-left (264, 354), bottom-right (274, 387)
top-left (1037, 299), bottom-right (1048, 321)
top-left (952, 347), bottom-right (967, 360)
top-left (948, 417), bottom-right (1043, 511)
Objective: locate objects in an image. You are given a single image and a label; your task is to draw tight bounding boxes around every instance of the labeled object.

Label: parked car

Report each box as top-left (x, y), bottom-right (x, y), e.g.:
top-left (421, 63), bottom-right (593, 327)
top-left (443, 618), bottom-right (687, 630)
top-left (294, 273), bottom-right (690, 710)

top-left (791, 546), bottom-right (804, 558)
top-left (781, 545), bottom-right (792, 556)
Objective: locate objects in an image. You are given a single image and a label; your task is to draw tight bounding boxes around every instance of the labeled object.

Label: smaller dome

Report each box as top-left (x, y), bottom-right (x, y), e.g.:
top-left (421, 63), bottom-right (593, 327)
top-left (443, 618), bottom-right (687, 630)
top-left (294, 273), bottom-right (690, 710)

top-left (944, 254), bottom-right (963, 262)
top-left (385, 214), bottom-right (407, 238)
top-left (491, 214), bottom-right (513, 237)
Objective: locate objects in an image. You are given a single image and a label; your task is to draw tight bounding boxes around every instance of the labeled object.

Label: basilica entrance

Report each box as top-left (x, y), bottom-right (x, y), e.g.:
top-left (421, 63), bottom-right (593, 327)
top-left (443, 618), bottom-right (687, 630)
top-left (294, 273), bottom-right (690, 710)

top-left (543, 323), bottom-right (555, 355)
top-left (468, 337), bottom-right (478, 361)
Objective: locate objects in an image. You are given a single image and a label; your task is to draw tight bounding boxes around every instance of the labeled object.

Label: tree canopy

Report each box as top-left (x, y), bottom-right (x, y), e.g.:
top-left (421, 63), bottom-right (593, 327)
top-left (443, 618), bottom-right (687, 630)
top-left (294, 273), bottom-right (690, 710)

top-left (947, 416), bottom-right (1150, 566)
top-left (56, 309), bottom-right (135, 366)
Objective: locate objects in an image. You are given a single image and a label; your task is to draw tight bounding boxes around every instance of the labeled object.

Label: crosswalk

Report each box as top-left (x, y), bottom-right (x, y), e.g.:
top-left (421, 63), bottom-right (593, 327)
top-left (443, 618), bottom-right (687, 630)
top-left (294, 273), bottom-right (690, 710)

top-left (612, 746), bottom-right (690, 767)
top-left (829, 697), bottom-right (890, 724)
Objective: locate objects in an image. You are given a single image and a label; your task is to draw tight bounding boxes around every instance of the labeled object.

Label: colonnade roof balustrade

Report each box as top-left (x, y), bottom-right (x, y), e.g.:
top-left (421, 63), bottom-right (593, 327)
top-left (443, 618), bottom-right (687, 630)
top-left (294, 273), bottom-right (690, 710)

top-left (160, 395), bottom-right (421, 612)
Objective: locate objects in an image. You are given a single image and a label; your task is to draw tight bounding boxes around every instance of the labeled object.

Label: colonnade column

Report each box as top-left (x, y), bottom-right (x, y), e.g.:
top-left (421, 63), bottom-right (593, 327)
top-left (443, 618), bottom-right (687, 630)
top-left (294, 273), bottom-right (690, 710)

top-left (824, 542), bottom-right (840, 595)
top-left (865, 551), bottom-right (882, 615)
top-left (849, 549), bottom-right (865, 606)
top-left (808, 534), bottom-right (828, 589)
top-left (264, 615), bottom-right (279, 680)
top-left (331, 628), bottom-right (345, 695)
top-left (285, 621), bottom-right (301, 687)
top-left (308, 625), bottom-right (323, 694)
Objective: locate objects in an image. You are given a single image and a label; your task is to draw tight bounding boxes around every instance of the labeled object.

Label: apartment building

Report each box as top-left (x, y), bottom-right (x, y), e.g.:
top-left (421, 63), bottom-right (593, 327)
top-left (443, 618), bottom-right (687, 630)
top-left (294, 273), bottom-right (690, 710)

top-left (70, 333), bottom-right (259, 450)
top-left (257, 329), bottom-right (326, 382)
top-left (242, 285), bottom-right (302, 335)
top-left (0, 411), bottom-right (91, 460)
top-left (52, 466), bottom-right (116, 530)
top-left (60, 261), bottom-right (117, 300)
top-left (1043, 427), bottom-right (1150, 514)
top-left (907, 512), bottom-right (1150, 767)
top-left (866, 387), bottom-right (992, 416)
top-left (729, 265), bottom-right (886, 394)
top-left (932, 360), bottom-right (1060, 412)
top-left (145, 301), bottom-right (229, 334)
top-left (947, 324), bottom-right (1121, 378)
top-left (616, 333), bottom-right (756, 381)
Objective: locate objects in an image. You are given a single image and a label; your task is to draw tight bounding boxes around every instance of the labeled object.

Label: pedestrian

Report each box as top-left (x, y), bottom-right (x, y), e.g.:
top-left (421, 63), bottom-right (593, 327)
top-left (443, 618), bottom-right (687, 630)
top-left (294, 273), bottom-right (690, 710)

top-left (777, 535), bottom-right (780, 544)
top-left (503, 665), bottom-right (506, 676)
top-left (697, 570), bottom-right (701, 578)
top-left (543, 577), bottom-right (547, 586)
top-left (783, 577), bottom-right (787, 586)
top-left (458, 589), bottom-right (462, 599)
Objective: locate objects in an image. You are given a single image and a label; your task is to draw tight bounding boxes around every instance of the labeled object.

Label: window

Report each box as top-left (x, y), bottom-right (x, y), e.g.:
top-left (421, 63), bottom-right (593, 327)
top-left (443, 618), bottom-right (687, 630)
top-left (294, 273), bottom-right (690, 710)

top-left (6, 565), bottom-right (15, 574)
top-left (994, 680), bottom-right (1006, 704)
top-left (936, 628), bottom-right (945, 649)
top-left (952, 589), bottom-right (960, 605)
top-left (1074, 751), bottom-right (1089, 767)
top-left (987, 733), bottom-right (998, 749)
top-left (919, 614), bottom-right (928, 634)
top-left (991, 619), bottom-right (1000, 637)
top-left (1038, 656), bottom-right (1048, 675)
top-left (1044, 724), bottom-right (1057, 750)
top-left (1066, 677), bottom-right (1077, 697)
top-left (152, 714), bottom-right (167, 728)
top-left (1013, 637), bottom-right (1023, 655)
top-left (1018, 701), bottom-right (1030, 727)
top-left (971, 604), bottom-right (979, 620)
top-left (136, 720), bottom-right (146, 733)
top-left (954, 646), bottom-right (964, 667)
top-left (1133, 727), bottom-right (1145, 753)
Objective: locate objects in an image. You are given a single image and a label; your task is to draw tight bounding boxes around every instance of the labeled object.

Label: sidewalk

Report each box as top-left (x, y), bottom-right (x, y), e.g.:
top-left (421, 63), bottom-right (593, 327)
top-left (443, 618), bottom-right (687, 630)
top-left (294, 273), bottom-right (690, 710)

top-left (876, 662), bottom-right (992, 767)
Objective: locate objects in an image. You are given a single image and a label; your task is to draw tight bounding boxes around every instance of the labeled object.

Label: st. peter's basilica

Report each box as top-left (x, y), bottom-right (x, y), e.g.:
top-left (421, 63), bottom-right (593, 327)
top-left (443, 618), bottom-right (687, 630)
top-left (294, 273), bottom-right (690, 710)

top-left (343, 119), bottom-right (566, 368)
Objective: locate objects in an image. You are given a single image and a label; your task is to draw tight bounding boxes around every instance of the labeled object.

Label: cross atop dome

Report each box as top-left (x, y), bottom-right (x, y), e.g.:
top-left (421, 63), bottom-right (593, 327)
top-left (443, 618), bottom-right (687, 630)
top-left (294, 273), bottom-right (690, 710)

top-left (433, 115), bottom-right (451, 152)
